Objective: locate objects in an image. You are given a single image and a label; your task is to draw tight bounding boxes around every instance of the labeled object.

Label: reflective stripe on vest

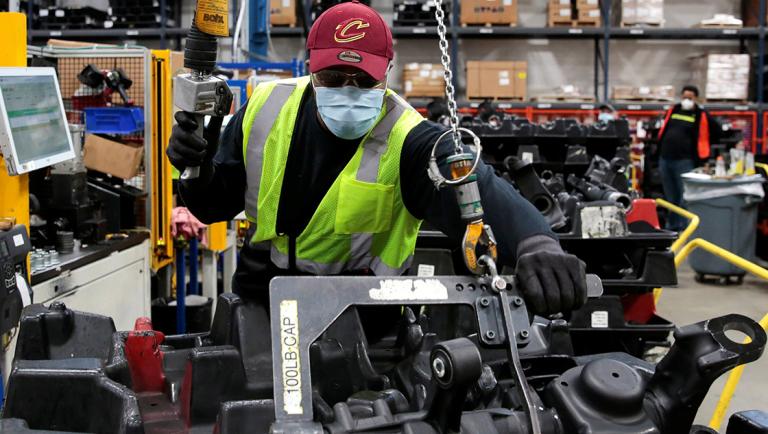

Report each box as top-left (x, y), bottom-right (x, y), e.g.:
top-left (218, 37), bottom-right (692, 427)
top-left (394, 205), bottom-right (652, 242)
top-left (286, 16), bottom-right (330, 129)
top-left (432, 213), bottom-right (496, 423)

top-left (268, 93), bottom-right (412, 276)
top-left (244, 81), bottom-right (298, 220)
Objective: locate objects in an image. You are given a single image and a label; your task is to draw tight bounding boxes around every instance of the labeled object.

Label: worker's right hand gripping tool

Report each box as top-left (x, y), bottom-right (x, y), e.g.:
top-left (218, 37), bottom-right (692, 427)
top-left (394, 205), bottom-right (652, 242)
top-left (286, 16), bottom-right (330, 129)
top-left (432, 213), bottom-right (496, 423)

top-left (174, 23), bottom-right (233, 180)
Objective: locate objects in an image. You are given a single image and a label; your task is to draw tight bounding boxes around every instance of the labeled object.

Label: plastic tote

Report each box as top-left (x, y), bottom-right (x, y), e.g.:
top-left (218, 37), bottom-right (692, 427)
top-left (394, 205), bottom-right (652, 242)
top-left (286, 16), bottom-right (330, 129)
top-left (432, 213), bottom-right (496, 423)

top-left (84, 107), bottom-right (145, 134)
top-left (682, 174), bottom-right (765, 280)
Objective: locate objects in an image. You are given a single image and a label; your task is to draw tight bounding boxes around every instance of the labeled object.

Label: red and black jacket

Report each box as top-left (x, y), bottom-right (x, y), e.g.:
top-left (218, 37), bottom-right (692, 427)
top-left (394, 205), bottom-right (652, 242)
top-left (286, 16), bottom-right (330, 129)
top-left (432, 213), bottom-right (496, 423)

top-left (657, 104), bottom-right (711, 160)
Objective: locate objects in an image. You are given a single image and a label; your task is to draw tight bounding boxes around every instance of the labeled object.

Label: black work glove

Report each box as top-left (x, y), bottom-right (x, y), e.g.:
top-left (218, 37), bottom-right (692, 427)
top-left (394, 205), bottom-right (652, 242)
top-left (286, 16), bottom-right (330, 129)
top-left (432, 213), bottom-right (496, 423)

top-left (167, 111), bottom-right (224, 173)
top-left (515, 235), bottom-right (587, 316)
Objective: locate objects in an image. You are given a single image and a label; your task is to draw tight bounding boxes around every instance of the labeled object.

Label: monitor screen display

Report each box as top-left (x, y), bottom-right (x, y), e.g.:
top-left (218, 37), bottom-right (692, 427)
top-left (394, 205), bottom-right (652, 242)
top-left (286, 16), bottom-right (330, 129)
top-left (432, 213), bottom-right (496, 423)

top-left (0, 68), bottom-right (74, 175)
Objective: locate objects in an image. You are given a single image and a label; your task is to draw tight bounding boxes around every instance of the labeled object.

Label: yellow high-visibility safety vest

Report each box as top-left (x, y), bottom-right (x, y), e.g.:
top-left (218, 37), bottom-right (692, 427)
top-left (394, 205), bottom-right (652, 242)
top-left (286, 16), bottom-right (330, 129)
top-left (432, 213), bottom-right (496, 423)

top-left (242, 76), bottom-right (425, 275)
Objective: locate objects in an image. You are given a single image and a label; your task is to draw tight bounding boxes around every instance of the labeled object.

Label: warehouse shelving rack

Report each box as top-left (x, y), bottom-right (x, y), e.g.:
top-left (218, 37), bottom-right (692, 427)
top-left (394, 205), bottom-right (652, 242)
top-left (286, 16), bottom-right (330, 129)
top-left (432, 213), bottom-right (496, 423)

top-left (19, 0), bottom-right (768, 153)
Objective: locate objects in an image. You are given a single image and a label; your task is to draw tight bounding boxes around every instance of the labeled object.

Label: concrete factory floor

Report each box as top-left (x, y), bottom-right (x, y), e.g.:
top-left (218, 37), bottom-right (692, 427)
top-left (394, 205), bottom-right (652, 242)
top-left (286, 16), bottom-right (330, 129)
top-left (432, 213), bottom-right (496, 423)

top-left (655, 261), bottom-right (768, 428)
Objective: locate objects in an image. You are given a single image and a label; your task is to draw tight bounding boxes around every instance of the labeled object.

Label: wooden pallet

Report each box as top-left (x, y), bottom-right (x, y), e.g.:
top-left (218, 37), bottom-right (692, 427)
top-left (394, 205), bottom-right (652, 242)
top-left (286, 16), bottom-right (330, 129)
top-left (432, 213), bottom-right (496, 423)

top-left (614, 97), bottom-right (675, 103)
top-left (620, 21), bottom-right (663, 28)
top-left (467, 96), bottom-right (526, 102)
top-left (695, 23), bottom-right (743, 29)
top-left (548, 18), bottom-right (600, 28)
top-left (460, 22), bottom-right (517, 27)
top-left (531, 95), bottom-right (596, 102)
top-left (704, 98), bottom-right (749, 103)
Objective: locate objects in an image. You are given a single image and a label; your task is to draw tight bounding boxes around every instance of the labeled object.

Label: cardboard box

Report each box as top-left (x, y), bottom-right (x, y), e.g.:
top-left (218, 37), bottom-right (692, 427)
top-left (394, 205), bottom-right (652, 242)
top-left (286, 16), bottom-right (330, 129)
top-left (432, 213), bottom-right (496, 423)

top-left (460, 0), bottom-right (517, 26)
top-left (612, 84), bottom-right (675, 101)
top-left (83, 134), bottom-right (144, 180)
top-left (513, 61), bottom-right (527, 100)
top-left (548, 2), bottom-right (574, 24)
top-left (466, 60), bottom-right (525, 100)
top-left (270, 0), bottom-right (296, 26)
top-left (403, 64), bottom-right (446, 98)
top-left (691, 54), bottom-right (750, 101)
top-left (622, 0), bottom-right (664, 25)
top-left (577, 6), bottom-right (601, 20)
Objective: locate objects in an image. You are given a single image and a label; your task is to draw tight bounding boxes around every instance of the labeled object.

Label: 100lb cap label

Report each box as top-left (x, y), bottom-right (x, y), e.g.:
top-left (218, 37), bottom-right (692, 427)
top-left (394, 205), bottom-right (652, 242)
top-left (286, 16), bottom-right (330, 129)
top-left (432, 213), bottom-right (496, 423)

top-left (280, 300), bottom-right (303, 415)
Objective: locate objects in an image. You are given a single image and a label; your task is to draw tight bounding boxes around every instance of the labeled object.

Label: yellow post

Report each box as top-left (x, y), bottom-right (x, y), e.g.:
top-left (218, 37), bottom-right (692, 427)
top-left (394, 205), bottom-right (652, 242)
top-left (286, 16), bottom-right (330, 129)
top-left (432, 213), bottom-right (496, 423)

top-left (0, 13), bottom-right (29, 231)
top-left (709, 313), bottom-right (768, 431)
top-left (653, 198), bottom-right (700, 303)
top-left (150, 50), bottom-right (175, 271)
top-left (208, 221), bottom-right (228, 252)
top-left (674, 239), bottom-right (768, 280)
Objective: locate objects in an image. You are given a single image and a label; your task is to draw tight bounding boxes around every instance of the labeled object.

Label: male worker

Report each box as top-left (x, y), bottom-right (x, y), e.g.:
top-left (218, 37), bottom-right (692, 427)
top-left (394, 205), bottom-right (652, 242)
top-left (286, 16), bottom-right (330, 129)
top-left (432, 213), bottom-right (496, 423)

top-left (167, 1), bottom-right (586, 316)
top-left (657, 85), bottom-right (711, 231)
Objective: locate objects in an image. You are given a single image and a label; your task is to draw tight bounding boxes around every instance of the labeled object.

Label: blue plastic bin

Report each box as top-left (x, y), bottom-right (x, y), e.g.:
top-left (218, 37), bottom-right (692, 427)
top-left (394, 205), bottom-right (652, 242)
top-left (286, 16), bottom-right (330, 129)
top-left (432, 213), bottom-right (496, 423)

top-left (84, 107), bottom-right (144, 134)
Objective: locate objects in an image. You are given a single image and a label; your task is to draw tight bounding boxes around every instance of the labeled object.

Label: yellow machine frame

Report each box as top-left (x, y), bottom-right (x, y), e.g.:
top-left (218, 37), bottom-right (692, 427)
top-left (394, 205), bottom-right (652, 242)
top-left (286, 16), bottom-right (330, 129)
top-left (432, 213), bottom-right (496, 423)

top-left (0, 13), bottom-right (29, 231)
top-left (150, 50), bottom-right (175, 271)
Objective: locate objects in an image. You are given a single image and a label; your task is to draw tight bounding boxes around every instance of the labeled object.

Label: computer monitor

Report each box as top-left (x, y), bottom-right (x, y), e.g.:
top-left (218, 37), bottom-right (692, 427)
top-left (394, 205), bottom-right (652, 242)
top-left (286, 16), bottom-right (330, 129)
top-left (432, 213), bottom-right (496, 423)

top-left (0, 67), bottom-right (75, 175)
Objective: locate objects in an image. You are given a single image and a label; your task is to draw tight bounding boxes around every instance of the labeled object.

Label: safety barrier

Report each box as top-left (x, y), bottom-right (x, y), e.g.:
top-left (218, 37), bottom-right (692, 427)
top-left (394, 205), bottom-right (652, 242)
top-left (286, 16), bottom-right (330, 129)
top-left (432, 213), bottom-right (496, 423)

top-left (654, 198), bottom-right (768, 431)
top-left (652, 198), bottom-right (700, 303)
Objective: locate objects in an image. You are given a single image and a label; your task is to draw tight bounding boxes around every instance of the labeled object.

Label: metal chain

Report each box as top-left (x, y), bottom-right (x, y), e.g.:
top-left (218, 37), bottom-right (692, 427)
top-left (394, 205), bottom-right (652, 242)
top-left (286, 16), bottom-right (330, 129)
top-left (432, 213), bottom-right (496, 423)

top-left (433, 0), bottom-right (463, 154)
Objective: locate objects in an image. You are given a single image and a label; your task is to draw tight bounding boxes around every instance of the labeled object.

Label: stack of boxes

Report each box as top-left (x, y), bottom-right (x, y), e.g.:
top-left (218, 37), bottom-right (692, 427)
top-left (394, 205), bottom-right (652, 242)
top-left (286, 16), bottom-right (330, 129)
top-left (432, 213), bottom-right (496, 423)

top-left (270, 0), bottom-right (297, 26)
top-left (612, 85), bottom-right (675, 102)
top-left (466, 60), bottom-right (527, 100)
top-left (621, 0), bottom-right (664, 27)
top-left (548, 0), bottom-right (601, 26)
top-left (460, 0), bottom-right (517, 26)
top-left (691, 54), bottom-right (751, 101)
top-left (402, 64), bottom-right (446, 99)
top-left (576, 0), bottom-right (601, 25)
top-left (548, 0), bottom-right (573, 26)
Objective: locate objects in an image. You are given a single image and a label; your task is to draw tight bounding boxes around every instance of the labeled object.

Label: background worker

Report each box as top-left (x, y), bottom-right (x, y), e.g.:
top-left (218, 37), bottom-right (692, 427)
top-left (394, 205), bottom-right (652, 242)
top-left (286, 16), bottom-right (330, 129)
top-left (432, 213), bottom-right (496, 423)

top-left (167, 1), bottom-right (587, 317)
top-left (657, 85), bottom-right (711, 231)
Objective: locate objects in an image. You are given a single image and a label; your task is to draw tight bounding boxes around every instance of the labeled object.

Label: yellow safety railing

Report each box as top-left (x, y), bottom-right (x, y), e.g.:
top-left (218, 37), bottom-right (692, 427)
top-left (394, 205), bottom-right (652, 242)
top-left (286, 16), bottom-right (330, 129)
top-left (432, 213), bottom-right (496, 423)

top-left (709, 313), bottom-right (768, 431)
top-left (655, 198), bottom-right (768, 431)
top-left (652, 198), bottom-right (700, 303)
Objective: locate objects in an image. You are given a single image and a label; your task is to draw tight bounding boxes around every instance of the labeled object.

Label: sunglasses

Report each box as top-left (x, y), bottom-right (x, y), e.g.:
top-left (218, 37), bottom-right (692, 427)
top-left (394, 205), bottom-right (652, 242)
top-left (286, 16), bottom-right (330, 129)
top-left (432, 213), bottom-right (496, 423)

top-left (311, 69), bottom-right (385, 89)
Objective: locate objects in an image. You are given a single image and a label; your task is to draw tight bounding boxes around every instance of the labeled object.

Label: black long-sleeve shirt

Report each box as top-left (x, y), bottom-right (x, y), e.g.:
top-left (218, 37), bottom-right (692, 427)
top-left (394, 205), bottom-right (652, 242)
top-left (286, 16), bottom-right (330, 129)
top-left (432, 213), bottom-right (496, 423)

top-left (179, 85), bottom-right (554, 298)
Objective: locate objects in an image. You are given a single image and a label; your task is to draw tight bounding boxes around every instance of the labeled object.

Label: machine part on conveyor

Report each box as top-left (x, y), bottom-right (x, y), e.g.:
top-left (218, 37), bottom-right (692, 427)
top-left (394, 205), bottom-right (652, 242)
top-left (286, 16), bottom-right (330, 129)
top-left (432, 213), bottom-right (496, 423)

top-left (4, 275), bottom-right (766, 434)
top-left (427, 338), bottom-right (483, 432)
top-left (504, 156), bottom-right (567, 229)
top-left (567, 173), bottom-right (632, 210)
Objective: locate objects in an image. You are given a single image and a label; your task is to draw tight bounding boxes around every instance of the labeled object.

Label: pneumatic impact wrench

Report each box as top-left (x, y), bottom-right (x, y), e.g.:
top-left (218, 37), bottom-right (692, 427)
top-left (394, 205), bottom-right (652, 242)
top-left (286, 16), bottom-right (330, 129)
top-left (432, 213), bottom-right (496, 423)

top-left (174, 19), bottom-right (233, 180)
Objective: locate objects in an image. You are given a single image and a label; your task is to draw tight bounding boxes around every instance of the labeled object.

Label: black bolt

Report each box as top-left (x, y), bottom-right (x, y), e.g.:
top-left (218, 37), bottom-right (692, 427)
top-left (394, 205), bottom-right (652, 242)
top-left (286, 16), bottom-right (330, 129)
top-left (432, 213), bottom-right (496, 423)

top-left (480, 297), bottom-right (490, 307)
top-left (485, 330), bottom-right (496, 340)
top-left (519, 330), bottom-right (530, 339)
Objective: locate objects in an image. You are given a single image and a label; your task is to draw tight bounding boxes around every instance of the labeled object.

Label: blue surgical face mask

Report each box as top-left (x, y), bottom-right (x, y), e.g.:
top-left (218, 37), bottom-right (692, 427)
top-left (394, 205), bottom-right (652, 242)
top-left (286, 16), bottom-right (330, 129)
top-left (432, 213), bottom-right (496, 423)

top-left (598, 112), bottom-right (615, 123)
top-left (314, 85), bottom-right (385, 140)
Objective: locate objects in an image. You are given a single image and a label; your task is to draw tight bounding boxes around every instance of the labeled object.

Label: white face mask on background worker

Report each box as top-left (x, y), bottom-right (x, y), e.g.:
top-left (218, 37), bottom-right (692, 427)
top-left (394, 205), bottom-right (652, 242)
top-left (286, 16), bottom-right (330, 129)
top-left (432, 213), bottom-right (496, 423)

top-left (679, 87), bottom-right (698, 111)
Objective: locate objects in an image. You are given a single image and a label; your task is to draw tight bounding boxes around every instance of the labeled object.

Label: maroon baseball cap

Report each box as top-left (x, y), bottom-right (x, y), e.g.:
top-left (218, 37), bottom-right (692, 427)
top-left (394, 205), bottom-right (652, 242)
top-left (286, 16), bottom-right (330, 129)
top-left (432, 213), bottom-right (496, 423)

top-left (306, 1), bottom-right (393, 81)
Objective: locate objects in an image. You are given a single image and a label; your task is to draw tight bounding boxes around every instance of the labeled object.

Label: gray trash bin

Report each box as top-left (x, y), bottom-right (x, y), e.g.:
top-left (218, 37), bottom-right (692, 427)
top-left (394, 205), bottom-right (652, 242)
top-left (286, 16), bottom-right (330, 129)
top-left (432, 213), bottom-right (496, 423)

top-left (682, 174), bottom-right (765, 283)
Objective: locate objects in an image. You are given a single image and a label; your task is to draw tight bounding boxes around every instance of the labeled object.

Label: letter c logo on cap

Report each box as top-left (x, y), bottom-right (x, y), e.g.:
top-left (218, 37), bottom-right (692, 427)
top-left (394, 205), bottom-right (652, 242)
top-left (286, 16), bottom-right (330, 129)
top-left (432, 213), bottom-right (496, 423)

top-left (334, 19), bottom-right (370, 43)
